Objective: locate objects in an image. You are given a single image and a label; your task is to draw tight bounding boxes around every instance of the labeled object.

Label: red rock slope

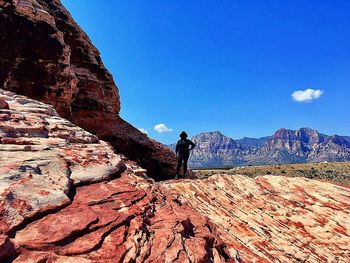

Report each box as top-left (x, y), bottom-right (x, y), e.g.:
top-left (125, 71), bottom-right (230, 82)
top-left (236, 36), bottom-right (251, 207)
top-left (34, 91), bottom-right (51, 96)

top-left (0, 0), bottom-right (176, 180)
top-left (163, 175), bottom-right (350, 262)
top-left (0, 90), bottom-right (230, 262)
top-left (1, 90), bottom-right (349, 262)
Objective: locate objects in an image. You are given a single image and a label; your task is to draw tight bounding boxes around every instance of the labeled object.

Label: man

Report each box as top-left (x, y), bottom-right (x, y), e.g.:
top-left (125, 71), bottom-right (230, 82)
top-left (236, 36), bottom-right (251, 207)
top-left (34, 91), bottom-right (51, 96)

top-left (175, 131), bottom-right (195, 179)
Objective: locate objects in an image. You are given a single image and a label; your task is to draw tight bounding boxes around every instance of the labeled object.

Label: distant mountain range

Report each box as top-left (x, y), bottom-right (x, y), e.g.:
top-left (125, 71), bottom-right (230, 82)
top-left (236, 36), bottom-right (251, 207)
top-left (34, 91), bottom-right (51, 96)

top-left (168, 128), bottom-right (350, 168)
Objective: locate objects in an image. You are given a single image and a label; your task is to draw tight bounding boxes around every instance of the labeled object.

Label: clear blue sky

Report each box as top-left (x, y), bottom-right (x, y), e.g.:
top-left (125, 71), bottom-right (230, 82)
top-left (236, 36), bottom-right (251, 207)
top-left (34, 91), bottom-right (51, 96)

top-left (62, 0), bottom-right (350, 144)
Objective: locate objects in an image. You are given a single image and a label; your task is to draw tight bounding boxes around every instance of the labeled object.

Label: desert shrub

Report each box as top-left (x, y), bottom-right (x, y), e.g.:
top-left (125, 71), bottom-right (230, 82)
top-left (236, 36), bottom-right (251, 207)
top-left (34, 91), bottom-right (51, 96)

top-left (281, 170), bottom-right (286, 174)
top-left (305, 173), bottom-right (317, 179)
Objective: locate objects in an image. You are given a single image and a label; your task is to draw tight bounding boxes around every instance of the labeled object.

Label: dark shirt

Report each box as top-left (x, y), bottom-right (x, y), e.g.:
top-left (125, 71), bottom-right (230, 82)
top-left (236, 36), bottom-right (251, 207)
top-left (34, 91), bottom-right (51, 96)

top-left (176, 139), bottom-right (195, 156)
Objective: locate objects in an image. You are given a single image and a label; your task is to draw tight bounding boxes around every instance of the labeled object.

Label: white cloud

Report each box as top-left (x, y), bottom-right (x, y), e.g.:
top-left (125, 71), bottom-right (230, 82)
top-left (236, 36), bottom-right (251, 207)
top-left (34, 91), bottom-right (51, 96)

top-left (153, 123), bottom-right (173, 133)
top-left (291, 88), bottom-right (323, 102)
top-left (138, 128), bottom-right (148, 134)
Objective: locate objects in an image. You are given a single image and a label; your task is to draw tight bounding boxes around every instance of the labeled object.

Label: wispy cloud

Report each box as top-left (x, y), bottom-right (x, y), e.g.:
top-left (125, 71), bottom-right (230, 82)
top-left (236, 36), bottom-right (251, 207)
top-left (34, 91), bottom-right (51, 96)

top-left (153, 123), bottom-right (173, 133)
top-left (291, 88), bottom-right (323, 102)
top-left (138, 128), bottom-right (148, 134)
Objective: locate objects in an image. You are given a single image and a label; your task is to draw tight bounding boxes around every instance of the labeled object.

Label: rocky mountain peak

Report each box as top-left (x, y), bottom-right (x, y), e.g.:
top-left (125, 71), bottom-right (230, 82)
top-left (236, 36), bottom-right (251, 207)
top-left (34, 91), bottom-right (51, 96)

top-left (298, 127), bottom-right (326, 144)
top-left (271, 127), bottom-right (325, 144)
top-left (181, 128), bottom-right (350, 167)
top-left (189, 131), bottom-right (245, 167)
top-left (272, 127), bottom-right (296, 139)
top-left (194, 130), bottom-right (225, 138)
top-left (195, 130), bottom-right (229, 138)
top-left (192, 131), bottom-right (240, 148)
top-left (326, 134), bottom-right (350, 147)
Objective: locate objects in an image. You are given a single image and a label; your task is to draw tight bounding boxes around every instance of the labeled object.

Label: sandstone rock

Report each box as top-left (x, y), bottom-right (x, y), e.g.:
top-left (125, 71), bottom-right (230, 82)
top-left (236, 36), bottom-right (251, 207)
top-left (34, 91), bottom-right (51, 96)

top-left (1, 1), bottom-right (350, 262)
top-left (8, 166), bottom-right (350, 262)
top-left (0, 89), bottom-right (123, 238)
top-left (11, 172), bottom-right (231, 262)
top-left (162, 175), bottom-right (350, 262)
top-left (0, 90), bottom-right (230, 261)
top-left (1, 90), bottom-right (349, 261)
top-left (0, 0), bottom-right (177, 180)
top-left (0, 97), bottom-right (9, 109)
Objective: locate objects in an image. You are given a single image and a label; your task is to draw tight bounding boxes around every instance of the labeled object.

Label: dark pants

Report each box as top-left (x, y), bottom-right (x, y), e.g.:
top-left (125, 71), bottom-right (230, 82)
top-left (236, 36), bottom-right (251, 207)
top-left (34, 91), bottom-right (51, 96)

top-left (176, 152), bottom-right (189, 177)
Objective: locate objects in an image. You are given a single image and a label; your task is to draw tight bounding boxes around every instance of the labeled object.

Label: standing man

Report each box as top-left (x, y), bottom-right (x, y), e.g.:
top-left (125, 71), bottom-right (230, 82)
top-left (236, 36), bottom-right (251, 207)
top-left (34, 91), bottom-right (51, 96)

top-left (175, 131), bottom-right (195, 179)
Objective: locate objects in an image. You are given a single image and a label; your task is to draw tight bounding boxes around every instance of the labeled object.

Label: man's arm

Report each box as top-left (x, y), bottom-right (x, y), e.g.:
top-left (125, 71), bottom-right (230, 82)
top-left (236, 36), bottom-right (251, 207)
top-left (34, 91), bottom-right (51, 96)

top-left (188, 140), bottom-right (195, 150)
top-left (175, 141), bottom-right (179, 154)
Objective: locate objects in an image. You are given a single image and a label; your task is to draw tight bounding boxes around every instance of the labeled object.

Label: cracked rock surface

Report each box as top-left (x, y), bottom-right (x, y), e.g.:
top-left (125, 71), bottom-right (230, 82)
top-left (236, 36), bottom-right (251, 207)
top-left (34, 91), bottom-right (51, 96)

top-left (13, 173), bottom-right (231, 263)
top-left (163, 175), bottom-right (350, 262)
top-left (0, 90), bottom-right (230, 262)
top-left (0, 89), bottom-right (123, 236)
top-left (2, 1), bottom-right (349, 262)
top-left (1, 90), bottom-right (350, 262)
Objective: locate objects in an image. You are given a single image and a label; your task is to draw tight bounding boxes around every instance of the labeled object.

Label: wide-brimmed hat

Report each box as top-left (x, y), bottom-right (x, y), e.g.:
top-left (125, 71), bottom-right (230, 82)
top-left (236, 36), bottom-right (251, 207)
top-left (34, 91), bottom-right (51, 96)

top-left (179, 131), bottom-right (188, 138)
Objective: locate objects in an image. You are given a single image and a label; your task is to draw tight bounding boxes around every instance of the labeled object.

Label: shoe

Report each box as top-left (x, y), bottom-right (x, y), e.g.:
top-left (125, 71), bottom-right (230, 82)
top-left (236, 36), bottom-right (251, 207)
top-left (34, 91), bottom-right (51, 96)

top-left (175, 174), bottom-right (179, 180)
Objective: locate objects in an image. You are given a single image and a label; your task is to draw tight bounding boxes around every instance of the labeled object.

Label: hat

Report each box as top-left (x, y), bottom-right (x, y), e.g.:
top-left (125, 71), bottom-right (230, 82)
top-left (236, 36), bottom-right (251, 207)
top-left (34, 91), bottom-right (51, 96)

top-left (180, 131), bottom-right (188, 138)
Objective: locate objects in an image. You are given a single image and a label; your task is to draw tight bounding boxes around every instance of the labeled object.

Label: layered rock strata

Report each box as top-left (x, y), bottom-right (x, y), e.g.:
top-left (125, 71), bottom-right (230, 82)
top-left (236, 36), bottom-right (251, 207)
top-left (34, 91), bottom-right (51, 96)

top-left (1, 90), bottom-right (349, 262)
top-left (12, 172), bottom-right (231, 263)
top-left (0, 89), bottom-right (124, 236)
top-left (0, 0), bottom-right (176, 180)
top-left (163, 175), bottom-right (350, 262)
top-left (0, 90), bottom-right (230, 262)
top-left (1, 1), bottom-right (350, 262)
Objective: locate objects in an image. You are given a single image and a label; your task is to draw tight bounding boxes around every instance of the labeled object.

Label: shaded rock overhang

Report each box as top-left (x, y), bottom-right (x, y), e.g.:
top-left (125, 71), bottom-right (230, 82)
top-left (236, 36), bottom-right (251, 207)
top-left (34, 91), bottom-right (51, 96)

top-left (0, 0), bottom-right (176, 181)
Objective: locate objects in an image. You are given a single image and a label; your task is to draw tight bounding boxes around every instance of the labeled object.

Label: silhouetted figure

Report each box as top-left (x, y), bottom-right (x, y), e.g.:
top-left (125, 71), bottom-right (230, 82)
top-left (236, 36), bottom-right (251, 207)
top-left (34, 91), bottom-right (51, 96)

top-left (175, 131), bottom-right (195, 179)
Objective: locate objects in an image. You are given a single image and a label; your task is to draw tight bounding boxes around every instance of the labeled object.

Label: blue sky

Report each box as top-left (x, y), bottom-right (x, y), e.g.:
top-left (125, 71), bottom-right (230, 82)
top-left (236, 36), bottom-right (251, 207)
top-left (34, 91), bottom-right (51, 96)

top-left (62, 0), bottom-right (350, 144)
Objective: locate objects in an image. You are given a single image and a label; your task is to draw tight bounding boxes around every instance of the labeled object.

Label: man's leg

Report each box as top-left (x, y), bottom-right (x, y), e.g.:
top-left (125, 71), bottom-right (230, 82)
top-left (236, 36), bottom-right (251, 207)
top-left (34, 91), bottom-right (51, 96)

top-left (183, 154), bottom-right (189, 177)
top-left (176, 155), bottom-right (183, 179)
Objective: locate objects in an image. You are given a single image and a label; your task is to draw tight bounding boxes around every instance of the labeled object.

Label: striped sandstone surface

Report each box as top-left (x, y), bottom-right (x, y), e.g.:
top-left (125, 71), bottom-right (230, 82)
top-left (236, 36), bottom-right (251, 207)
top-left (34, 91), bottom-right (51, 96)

top-left (1, 90), bottom-right (349, 262)
top-left (1, 0), bottom-right (349, 262)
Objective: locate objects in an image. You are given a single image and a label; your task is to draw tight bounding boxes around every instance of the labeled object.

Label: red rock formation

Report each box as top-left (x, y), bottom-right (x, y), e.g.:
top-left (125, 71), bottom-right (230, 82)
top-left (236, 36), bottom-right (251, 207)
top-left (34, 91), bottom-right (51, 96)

top-left (0, 0), bottom-right (176, 180)
top-left (163, 175), bottom-right (350, 262)
top-left (12, 173), bottom-right (231, 263)
top-left (1, 1), bottom-right (350, 262)
top-left (0, 90), bottom-right (230, 262)
top-left (1, 90), bottom-right (349, 262)
top-left (0, 98), bottom-right (9, 109)
top-left (0, 89), bottom-right (124, 236)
